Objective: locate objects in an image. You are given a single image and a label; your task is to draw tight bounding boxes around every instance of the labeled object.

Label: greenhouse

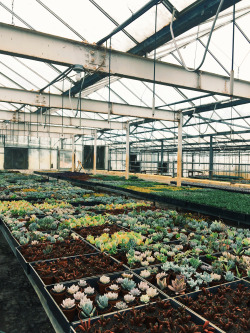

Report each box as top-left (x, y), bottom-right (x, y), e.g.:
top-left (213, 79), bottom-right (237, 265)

top-left (0, 0), bottom-right (249, 332)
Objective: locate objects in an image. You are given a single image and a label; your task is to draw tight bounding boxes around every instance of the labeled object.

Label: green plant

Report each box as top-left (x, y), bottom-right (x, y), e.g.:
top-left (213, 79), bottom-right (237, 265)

top-left (97, 295), bottom-right (109, 310)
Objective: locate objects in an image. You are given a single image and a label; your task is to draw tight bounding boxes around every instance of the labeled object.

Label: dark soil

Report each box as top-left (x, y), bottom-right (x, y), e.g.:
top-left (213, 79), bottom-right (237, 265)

top-left (0, 230), bottom-right (55, 333)
top-left (33, 253), bottom-right (125, 284)
top-left (19, 239), bottom-right (96, 262)
top-left (74, 299), bottom-right (215, 332)
top-left (73, 223), bottom-right (125, 238)
top-left (178, 283), bottom-right (250, 332)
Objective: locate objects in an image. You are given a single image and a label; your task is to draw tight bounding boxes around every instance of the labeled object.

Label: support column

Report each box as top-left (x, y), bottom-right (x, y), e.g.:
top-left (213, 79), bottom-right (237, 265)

top-left (125, 122), bottom-right (130, 180)
top-left (93, 130), bottom-right (97, 175)
top-left (209, 136), bottom-right (213, 180)
top-left (160, 140), bottom-right (164, 175)
top-left (49, 137), bottom-right (52, 169)
top-left (57, 147), bottom-right (60, 170)
top-left (177, 112), bottom-right (183, 187)
top-left (72, 135), bottom-right (75, 172)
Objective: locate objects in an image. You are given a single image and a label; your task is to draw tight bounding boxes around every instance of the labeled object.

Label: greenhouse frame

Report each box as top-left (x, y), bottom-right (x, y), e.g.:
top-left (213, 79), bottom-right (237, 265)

top-left (0, 1), bottom-right (249, 332)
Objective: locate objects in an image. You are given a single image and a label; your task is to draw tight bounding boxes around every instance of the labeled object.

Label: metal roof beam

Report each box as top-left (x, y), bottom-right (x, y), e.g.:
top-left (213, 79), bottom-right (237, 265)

top-left (0, 23), bottom-right (249, 99)
top-left (0, 109), bottom-right (124, 130)
top-left (0, 86), bottom-right (176, 121)
top-left (0, 123), bottom-right (93, 138)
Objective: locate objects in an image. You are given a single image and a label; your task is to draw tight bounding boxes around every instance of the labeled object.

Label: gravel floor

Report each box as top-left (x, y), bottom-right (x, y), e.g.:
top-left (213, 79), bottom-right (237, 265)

top-left (0, 231), bottom-right (55, 333)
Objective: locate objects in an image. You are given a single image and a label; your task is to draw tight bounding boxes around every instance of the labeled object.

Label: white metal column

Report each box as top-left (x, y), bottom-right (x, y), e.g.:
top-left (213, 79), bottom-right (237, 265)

top-left (177, 112), bottom-right (183, 187)
top-left (93, 130), bottom-right (97, 175)
top-left (125, 122), bottom-right (130, 180)
top-left (72, 135), bottom-right (75, 172)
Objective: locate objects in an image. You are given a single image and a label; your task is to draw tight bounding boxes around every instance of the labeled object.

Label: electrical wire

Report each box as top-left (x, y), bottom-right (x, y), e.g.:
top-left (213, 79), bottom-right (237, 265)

top-left (170, 0), bottom-right (225, 72)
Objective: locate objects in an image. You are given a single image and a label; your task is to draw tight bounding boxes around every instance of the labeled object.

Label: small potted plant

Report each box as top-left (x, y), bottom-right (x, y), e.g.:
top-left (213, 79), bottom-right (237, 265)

top-left (61, 298), bottom-right (76, 322)
top-left (98, 275), bottom-right (111, 294)
top-left (96, 295), bottom-right (112, 315)
top-left (78, 279), bottom-right (88, 290)
top-left (120, 278), bottom-right (136, 296)
top-left (67, 284), bottom-right (80, 297)
top-left (79, 299), bottom-right (96, 319)
top-left (124, 294), bottom-right (137, 306)
top-left (105, 283), bottom-right (120, 294)
top-left (73, 291), bottom-right (86, 304)
top-left (84, 286), bottom-right (96, 301)
top-left (104, 292), bottom-right (119, 306)
top-left (50, 283), bottom-right (66, 304)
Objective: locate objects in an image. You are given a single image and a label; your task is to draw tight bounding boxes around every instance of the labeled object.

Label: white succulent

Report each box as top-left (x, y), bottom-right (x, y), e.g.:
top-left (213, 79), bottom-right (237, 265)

top-left (104, 292), bottom-right (118, 300)
top-left (138, 281), bottom-right (149, 291)
top-left (146, 256), bottom-right (155, 263)
top-left (124, 294), bottom-right (135, 303)
top-left (115, 301), bottom-right (128, 310)
top-left (61, 298), bottom-right (75, 309)
top-left (52, 284), bottom-right (65, 293)
top-left (146, 287), bottom-right (158, 298)
top-left (140, 294), bottom-right (150, 303)
top-left (100, 275), bottom-right (110, 284)
top-left (109, 284), bottom-right (119, 291)
top-left (74, 291), bottom-right (86, 301)
top-left (78, 280), bottom-right (87, 287)
top-left (122, 272), bottom-right (133, 279)
top-left (129, 288), bottom-right (141, 296)
top-left (141, 260), bottom-right (149, 266)
top-left (140, 270), bottom-right (151, 278)
top-left (67, 284), bottom-right (79, 295)
top-left (210, 273), bottom-right (221, 281)
top-left (84, 287), bottom-right (95, 295)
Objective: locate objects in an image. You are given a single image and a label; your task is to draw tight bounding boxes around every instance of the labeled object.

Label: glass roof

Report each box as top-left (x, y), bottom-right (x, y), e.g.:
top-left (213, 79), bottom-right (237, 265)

top-left (0, 0), bottom-right (249, 150)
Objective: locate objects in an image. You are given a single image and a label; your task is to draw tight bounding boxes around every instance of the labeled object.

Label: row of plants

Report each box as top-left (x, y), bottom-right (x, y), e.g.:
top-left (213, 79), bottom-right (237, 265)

top-left (1, 171), bottom-right (249, 333)
top-left (86, 174), bottom-right (250, 215)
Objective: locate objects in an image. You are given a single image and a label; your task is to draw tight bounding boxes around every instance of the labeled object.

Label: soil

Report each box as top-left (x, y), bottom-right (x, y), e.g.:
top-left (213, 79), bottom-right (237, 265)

top-left (178, 283), bottom-right (250, 333)
top-left (34, 253), bottom-right (125, 284)
top-left (73, 223), bottom-right (125, 238)
top-left (0, 230), bottom-right (55, 333)
top-left (74, 299), bottom-right (215, 332)
top-left (19, 239), bottom-right (96, 262)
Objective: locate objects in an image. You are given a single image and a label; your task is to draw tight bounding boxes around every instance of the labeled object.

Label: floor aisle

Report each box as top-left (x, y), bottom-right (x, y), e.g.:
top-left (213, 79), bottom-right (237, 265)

top-left (0, 231), bottom-right (55, 333)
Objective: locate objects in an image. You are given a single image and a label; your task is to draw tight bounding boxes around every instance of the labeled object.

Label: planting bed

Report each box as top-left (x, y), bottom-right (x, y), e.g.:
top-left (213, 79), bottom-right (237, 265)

top-left (0, 171), bottom-right (249, 332)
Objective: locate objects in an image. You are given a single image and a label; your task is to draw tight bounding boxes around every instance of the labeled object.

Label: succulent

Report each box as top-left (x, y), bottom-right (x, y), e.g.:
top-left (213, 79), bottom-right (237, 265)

top-left (138, 281), bottom-right (149, 291)
top-left (79, 300), bottom-right (96, 318)
top-left (140, 294), bottom-right (150, 303)
top-left (61, 298), bottom-right (75, 309)
top-left (116, 277), bottom-right (124, 284)
top-left (52, 284), bottom-right (65, 293)
top-left (210, 273), bottom-right (221, 281)
top-left (122, 272), bottom-right (133, 279)
top-left (121, 278), bottom-right (136, 291)
top-left (109, 284), bottom-right (119, 291)
top-left (74, 291), bottom-right (86, 301)
top-left (104, 292), bottom-right (118, 300)
top-left (99, 275), bottom-right (110, 284)
top-left (124, 294), bottom-right (135, 303)
top-left (78, 280), bottom-right (88, 287)
top-left (168, 275), bottom-right (186, 295)
top-left (146, 287), bottom-right (158, 298)
top-left (84, 287), bottom-right (95, 295)
top-left (156, 276), bottom-right (167, 290)
top-left (141, 260), bottom-right (149, 266)
top-left (129, 288), bottom-right (141, 296)
top-left (97, 295), bottom-right (109, 310)
top-left (115, 301), bottom-right (128, 310)
top-left (140, 270), bottom-right (151, 278)
top-left (67, 284), bottom-right (79, 295)
top-left (224, 271), bottom-right (235, 281)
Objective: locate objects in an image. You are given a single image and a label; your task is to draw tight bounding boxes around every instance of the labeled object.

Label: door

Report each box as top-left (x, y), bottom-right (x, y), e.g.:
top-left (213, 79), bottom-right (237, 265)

top-left (4, 148), bottom-right (29, 169)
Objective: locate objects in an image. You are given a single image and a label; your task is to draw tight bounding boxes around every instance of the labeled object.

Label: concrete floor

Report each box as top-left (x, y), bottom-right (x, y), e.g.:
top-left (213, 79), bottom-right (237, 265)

top-left (0, 231), bottom-right (55, 333)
